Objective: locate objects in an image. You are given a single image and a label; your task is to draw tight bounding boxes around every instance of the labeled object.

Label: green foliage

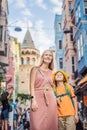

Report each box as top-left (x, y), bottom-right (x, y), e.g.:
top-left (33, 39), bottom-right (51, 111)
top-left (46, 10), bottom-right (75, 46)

top-left (17, 93), bottom-right (31, 101)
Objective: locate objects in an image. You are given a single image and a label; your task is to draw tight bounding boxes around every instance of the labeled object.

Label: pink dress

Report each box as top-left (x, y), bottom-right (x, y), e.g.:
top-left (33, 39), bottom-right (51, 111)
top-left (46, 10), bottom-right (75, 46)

top-left (30, 68), bottom-right (58, 130)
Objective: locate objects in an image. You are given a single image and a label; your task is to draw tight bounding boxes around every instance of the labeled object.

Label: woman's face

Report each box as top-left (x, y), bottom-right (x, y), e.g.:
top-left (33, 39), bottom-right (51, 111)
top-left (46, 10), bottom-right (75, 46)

top-left (43, 51), bottom-right (53, 64)
top-left (55, 72), bottom-right (64, 82)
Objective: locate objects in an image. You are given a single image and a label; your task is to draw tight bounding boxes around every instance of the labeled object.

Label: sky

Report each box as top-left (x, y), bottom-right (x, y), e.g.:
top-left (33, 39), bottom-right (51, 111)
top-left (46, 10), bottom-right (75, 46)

top-left (8, 0), bottom-right (63, 53)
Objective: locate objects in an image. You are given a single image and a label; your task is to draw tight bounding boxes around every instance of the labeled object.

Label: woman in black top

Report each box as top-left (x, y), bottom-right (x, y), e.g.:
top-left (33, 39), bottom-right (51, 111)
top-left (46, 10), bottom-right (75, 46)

top-left (1, 87), bottom-right (13, 130)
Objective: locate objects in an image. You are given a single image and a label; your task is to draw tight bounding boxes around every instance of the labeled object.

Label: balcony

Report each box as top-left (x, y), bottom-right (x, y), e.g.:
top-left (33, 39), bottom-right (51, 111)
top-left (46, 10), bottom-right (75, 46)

top-left (0, 55), bottom-right (8, 66)
top-left (0, 10), bottom-right (6, 18)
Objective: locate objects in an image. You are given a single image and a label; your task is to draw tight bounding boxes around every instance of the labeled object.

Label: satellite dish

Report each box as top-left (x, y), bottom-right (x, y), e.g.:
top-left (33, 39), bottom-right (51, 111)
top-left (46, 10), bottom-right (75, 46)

top-left (14, 27), bottom-right (22, 32)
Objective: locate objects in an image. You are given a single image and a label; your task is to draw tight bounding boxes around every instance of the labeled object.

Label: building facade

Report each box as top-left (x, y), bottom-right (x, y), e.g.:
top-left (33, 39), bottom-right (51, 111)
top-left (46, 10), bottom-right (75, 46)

top-left (18, 29), bottom-right (40, 94)
top-left (0, 0), bottom-right (9, 90)
top-left (74, 0), bottom-right (87, 76)
top-left (62, 0), bottom-right (77, 85)
top-left (54, 14), bottom-right (64, 71)
top-left (6, 36), bottom-right (21, 100)
top-left (73, 0), bottom-right (87, 126)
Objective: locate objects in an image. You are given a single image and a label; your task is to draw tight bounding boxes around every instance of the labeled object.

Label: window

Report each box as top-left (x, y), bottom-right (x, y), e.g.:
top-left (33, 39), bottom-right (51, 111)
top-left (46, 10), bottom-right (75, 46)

top-left (59, 40), bottom-right (62, 49)
top-left (80, 35), bottom-right (84, 57)
top-left (22, 51), bottom-right (24, 54)
top-left (76, 9), bottom-right (78, 23)
top-left (59, 58), bottom-right (63, 69)
top-left (75, 4), bottom-right (81, 23)
top-left (78, 5), bottom-right (81, 18)
top-left (0, 26), bottom-right (3, 41)
top-left (70, 27), bottom-right (73, 41)
top-left (21, 58), bottom-right (24, 64)
top-left (27, 57), bottom-right (30, 64)
top-left (0, 0), bottom-right (2, 14)
top-left (71, 56), bottom-right (76, 73)
top-left (26, 51), bottom-right (30, 54)
top-left (32, 58), bottom-right (35, 65)
top-left (68, 1), bottom-right (72, 15)
top-left (85, 30), bottom-right (87, 43)
top-left (77, 34), bottom-right (84, 61)
top-left (84, 0), bottom-right (87, 14)
top-left (4, 43), bottom-right (7, 56)
top-left (58, 23), bottom-right (61, 31)
top-left (77, 39), bottom-right (81, 61)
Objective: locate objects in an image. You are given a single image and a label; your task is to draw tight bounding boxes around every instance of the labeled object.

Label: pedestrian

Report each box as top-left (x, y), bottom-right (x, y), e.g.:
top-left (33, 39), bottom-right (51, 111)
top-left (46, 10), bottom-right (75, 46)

top-left (1, 87), bottom-right (13, 130)
top-left (30, 50), bottom-right (58, 130)
top-left (13, 99), bottom-right (20, 130)
top-left (25, 108), bottom-right (30, 130)
top-left (52, 70), bottom-right (79, 130)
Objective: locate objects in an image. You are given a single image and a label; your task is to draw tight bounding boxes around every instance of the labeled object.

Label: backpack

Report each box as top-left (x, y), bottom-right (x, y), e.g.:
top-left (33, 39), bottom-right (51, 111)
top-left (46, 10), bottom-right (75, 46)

top-left (54, 84), bottom-right (74, 106)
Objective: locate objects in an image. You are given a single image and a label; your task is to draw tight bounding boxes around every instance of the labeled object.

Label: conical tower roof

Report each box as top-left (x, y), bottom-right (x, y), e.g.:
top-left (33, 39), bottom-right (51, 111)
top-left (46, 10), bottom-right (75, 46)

top-left (22, 29), bottom-right (35, 49)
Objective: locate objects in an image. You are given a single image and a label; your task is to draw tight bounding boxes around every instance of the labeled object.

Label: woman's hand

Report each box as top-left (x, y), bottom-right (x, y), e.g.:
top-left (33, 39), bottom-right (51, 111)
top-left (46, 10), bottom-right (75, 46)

top-left (31, 99), bottom-right (38, 112)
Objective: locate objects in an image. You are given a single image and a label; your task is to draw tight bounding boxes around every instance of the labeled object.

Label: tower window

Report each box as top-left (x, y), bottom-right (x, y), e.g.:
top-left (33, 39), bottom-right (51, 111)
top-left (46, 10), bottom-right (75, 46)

top-left (21, 57), bottom-right (24, 65)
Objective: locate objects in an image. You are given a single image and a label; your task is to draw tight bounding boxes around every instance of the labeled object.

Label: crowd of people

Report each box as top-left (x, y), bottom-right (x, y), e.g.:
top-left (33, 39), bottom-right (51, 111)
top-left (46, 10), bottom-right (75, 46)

top-left (0, 95), bottom-right (30, 130)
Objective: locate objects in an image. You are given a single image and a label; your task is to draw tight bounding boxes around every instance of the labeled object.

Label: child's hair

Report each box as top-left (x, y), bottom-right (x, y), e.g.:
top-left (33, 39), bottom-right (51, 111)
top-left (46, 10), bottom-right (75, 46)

top-left (52, 70), bottom-right (68, 87)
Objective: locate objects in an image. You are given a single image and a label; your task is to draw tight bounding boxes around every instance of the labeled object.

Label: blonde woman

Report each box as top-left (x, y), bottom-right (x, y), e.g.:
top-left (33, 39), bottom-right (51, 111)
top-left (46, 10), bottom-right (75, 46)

top-left (53, 70), bottom-right (79, 130)
top-left (30, 50), bottom-right (58, 130)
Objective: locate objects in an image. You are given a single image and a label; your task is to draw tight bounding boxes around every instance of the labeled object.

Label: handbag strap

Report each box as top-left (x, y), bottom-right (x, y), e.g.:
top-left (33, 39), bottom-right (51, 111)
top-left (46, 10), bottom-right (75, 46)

top-left (38, 69), bottom-right (52, 87)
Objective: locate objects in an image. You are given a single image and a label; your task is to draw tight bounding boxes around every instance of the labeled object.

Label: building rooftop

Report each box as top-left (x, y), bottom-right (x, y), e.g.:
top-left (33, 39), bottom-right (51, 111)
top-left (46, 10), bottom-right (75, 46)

top-left (22, 29), bottom-right (35, 49)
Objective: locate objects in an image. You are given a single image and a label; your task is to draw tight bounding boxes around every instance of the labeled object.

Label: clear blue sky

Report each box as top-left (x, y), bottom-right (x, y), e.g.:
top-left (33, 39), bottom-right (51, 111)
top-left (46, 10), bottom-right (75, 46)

top-left (8, 0), bottom-right (63, 53)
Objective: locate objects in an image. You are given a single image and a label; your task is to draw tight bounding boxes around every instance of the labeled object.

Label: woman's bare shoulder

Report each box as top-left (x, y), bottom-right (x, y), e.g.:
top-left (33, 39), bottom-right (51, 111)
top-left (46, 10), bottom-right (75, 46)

top-left (31, 66), bottom-right (39, 73)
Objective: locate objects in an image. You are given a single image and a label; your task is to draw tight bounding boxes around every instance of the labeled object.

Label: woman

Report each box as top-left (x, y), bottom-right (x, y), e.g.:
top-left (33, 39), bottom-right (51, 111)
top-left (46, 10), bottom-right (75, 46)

top-left (1, 87), bottom-right (13, 130)
top-left (30, 50), bottom-right (58, 130)
top-left (53, 70), bottom-right (79, 130)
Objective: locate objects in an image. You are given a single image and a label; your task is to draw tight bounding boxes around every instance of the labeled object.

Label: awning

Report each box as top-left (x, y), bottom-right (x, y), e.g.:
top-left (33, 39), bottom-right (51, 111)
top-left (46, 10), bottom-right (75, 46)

top-left (78, 76), bottom-right (87, 86)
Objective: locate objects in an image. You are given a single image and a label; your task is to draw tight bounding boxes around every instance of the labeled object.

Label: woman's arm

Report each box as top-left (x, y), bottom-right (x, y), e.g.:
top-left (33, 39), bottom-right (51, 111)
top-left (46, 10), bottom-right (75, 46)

top-left (30, 67), bottom-right (38, 111)
top-left (7, 88), bottom-right (14, 99)
top-left (30, 67), bottom-right (37, 99)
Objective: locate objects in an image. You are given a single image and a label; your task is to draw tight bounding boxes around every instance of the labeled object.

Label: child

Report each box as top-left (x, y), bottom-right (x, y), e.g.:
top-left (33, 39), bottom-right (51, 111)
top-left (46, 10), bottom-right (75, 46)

top-left (53, 70), bottom-right (79, 130)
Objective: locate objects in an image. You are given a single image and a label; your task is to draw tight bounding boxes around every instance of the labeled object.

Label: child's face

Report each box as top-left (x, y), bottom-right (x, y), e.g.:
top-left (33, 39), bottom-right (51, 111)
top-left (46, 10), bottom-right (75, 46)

top-left (55, 72), bottom-right (64, 82)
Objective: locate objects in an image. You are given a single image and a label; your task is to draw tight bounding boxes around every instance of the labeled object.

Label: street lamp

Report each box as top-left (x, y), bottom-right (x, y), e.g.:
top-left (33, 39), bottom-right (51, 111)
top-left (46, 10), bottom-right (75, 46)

top-left (14, 27), bottom-right (22, 32)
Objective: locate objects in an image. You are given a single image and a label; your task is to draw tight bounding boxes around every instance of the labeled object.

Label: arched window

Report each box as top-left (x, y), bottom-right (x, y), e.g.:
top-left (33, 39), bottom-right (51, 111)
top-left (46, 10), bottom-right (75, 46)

top-left (21, 57), bottom-right (24, 64)
top-left (32, 58), bottom-right (35, 65)
top-left (22, 51), bottom-right (24, 54)
top-left (27, 57), bottom-right (30, 64)
top-left (26, 51), bottom-right (30, 54)
top-left (32, 51), bottom-right (36, 55)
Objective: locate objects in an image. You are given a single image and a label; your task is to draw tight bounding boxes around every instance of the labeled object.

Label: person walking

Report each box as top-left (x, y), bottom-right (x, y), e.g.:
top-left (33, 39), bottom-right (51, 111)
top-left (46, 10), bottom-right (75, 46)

top-left (1, 87), bottom-right (13, 130)
top-left (53, 70), bottom-right (79, 130)
top-left (13, 99), bottom-right (20, 130)
top-left (30, 50), bottom-right (58, 130)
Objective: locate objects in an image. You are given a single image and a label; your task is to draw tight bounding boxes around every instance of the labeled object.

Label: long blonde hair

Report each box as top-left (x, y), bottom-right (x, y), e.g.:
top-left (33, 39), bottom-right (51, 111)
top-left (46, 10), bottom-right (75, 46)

top-left (39, 50), bottom-right (54, 70)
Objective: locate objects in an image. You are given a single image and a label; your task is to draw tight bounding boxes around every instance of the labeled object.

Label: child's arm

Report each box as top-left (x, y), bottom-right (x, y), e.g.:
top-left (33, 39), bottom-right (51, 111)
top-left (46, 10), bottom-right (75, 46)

top-left (72, 97), bottom-right (79, 123)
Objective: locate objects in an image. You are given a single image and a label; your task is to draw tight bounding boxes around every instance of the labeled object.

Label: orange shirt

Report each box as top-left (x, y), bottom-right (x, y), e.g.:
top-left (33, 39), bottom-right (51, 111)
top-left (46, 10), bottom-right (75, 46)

top-left (56, 85), bottom-right (75, 117)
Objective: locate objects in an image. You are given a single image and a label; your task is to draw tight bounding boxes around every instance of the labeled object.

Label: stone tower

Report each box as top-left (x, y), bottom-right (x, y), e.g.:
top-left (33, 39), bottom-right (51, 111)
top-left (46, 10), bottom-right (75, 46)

top-left (18, 29), bottom-right (40, 94)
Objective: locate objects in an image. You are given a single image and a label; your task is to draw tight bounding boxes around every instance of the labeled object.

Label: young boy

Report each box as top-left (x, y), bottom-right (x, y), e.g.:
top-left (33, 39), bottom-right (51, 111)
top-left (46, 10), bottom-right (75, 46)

top-left (53, 70), bottom-right (79, 130)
